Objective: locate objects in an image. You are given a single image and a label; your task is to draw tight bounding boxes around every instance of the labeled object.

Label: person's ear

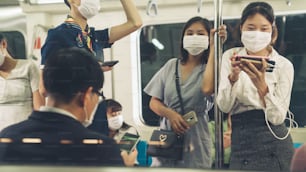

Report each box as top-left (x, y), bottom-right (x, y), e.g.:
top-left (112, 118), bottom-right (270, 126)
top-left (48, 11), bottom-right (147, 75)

top-left (83, 86), bottom-right (94, 108)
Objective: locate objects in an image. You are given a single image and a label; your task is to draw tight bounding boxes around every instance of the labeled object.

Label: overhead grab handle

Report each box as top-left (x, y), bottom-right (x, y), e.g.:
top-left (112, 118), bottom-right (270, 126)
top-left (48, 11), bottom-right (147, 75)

top-left (146, 0), bottom-right (158, 17)
top-left (198, 0), bottom-right (203, 13)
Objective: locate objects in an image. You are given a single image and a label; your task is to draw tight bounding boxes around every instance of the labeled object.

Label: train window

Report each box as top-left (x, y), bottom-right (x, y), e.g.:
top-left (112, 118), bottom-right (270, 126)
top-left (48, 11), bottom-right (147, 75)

top-left (139, 13), bottom-right (306, 127)
top-left (0, 31), bottom-right (26, 59)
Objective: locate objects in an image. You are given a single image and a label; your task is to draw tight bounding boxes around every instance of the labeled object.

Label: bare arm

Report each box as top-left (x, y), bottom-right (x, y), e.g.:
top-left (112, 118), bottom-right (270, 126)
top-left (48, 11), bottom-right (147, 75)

top-left (108, 0), bottom-right (143, 43)
top-left (32, 90), bottom-right (44, 110)
top-left (149, 97), bottom-right (189, 134)
top-left (202, 25), bottom-right (227, 95)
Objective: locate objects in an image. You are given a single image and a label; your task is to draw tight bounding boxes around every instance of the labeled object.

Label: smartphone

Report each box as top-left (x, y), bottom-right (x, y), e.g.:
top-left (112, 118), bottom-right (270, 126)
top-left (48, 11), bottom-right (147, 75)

top-left (118, 133), bottom-right (140, 154)
top-left (101, 60), bottom-right (119, 67)
top-left (235, 55), bottom-right (274, 70)
top-left (183, 111), bottom-right (198, 126)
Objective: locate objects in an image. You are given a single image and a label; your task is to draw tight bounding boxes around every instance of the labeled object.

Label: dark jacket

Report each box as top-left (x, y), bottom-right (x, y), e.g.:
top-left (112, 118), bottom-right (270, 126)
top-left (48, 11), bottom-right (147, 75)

top-left (41, 21), bottom-right (112, 64)
top-left (0, 111), bottom-right (123, 166)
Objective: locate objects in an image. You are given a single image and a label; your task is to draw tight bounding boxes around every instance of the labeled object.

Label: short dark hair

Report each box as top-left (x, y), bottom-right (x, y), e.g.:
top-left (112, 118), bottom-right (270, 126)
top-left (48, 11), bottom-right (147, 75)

top-left (180, 16), bottom-right (211, 64)
top-left (43, 47), bottom-right (104, 103)
top-left (64, 0), bottom-right (70, 8)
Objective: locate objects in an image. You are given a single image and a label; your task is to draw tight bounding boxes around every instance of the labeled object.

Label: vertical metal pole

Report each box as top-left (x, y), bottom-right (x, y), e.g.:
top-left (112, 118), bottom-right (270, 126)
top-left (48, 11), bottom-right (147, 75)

top-left (213, 0), bottom-right (224, 169)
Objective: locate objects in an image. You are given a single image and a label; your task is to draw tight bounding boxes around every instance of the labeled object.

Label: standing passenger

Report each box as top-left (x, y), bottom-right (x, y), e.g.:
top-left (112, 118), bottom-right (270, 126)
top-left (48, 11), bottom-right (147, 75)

top-left (216, 2), bottom-right (294, 171)
top-left (39, 0), bottom-right (142, 97)
top-left (0, 33), bottom-right (43, 131)
top-left (144, 16), bottom-right (226, 168)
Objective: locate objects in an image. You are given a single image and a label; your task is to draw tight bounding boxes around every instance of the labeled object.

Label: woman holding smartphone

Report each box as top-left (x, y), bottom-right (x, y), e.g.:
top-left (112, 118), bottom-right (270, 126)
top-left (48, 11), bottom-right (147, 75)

top-left (216, 2), bottom-right (294, 171)
top-left (144, 16), bottom-right (226, 168)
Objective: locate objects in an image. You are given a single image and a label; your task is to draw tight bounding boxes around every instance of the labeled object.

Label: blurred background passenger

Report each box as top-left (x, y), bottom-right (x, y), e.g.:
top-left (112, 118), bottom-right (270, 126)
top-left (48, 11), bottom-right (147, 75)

top-left (0, 33), bottom-right (43, 131)
top-left (208, 112), bottom-right (231, 168)
top-left (291, 142), bottom-right (306, 172)
top-left (88, 98), bottom-right (152, 166)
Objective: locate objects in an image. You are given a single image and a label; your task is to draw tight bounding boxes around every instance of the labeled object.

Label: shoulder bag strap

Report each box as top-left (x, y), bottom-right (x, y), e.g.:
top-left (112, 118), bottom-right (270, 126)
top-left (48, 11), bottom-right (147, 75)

top-left (175, 59), bottom-right (185, 115)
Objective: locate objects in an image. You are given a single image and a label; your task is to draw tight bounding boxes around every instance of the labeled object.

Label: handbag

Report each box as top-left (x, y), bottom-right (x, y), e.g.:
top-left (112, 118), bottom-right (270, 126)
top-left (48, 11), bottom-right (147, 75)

top-left (147, 129), bottom-right (184, 160)
top-left (147, 59), bottom-right (185, 160)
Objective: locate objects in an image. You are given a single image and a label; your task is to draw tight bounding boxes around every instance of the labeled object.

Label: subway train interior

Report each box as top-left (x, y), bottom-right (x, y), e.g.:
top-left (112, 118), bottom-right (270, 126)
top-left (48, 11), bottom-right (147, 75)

top-left (0, 0), bottom-right (306, 171)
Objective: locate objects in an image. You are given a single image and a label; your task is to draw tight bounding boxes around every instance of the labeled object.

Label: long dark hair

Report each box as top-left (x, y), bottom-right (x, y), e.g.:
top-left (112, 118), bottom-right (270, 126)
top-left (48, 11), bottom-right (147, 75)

top-left (180, 16), bottom-right (211, 64)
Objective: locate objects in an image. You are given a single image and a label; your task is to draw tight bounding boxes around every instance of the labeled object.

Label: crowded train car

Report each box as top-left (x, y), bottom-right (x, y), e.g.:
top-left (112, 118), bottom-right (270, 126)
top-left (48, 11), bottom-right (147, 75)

top-left (0, 0), bottom-right (306, 171)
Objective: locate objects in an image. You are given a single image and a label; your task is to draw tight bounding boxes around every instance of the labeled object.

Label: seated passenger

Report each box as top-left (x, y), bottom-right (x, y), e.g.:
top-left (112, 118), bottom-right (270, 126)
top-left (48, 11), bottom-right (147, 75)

top-left (88, 99), bottom-right (152, 166)
top-left (0, 33), bottom-right (44, 131)
top-left (0, 48), bottom-right (136, 166)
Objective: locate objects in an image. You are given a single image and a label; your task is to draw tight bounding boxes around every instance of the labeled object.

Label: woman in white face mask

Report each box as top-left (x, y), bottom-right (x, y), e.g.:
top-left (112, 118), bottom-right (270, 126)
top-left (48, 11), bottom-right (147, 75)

top-left (0, 33), bottom-right (44, 131)
top-left (144, 17), bottom-right (226, 168)
top-left (88, 98), bottom-right (152, 166)
top-left (216, 2), bottom-right (294, 171)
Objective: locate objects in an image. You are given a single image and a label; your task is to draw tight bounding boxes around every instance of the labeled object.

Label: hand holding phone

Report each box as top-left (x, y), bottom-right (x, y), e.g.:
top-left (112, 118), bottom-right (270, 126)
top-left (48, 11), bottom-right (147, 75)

top-left (183, 111), bottom-right (198, 126)
top-left (101, 60), bottom-right (119, 67)
top-left (234, 55), bottom-right (275, 72)
top-left (118, 133), bottom-right (140, 154)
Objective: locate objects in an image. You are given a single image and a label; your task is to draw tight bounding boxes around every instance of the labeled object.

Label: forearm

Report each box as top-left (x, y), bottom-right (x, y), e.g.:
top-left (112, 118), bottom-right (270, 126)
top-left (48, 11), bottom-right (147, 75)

top-left (33, 90), bottom-right (45, 110)
top-left (149, 97), bottom-right (179, 119)
top-left (202, 46), bottom-right (215, 95)
top-left (108, 0), bottom-right (142, 43)
top-left (121, 0), bottom-right (142, 28)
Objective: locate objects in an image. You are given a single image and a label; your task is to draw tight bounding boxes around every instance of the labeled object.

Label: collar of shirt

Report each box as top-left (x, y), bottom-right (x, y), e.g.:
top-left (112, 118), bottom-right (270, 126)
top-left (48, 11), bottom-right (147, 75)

top-left (39, 106), bottom-right (78, 120)
top-left (65, 15), bottom-right (89, 32)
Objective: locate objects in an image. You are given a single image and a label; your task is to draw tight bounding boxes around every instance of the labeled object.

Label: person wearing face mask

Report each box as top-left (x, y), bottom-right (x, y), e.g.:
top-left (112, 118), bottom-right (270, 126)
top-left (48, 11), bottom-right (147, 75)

top-left (0, 33), bottom-right (44, 132)
top-left (0, 48), bottom-right (137, 166)
top-left (88, 99), bottom-right (153, 167)
top-left (39, 0), bottom-right (142, 99)
top-left (144, 16), bottom-right (226, 168)
top-left (216, 2), bottom-right (294, 171)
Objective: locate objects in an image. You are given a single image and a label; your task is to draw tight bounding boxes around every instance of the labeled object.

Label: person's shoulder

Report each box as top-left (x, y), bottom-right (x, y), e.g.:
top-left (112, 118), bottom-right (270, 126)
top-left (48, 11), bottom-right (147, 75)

top-left (164, 58), bottom-right (178, 68)
top-left (47, 23), bottom-right (78, 37)
top-left (271, 49), bottom-right (294, 69)
top-left (85, 129), bottom-right (116, 143)
top-left (0, 120), bottom-right (30, 138)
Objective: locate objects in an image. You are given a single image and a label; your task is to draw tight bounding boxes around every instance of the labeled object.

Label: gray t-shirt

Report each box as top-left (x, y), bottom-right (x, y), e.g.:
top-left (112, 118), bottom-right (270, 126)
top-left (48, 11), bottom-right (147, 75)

top-left (144, 58), bottom-right (213, 168)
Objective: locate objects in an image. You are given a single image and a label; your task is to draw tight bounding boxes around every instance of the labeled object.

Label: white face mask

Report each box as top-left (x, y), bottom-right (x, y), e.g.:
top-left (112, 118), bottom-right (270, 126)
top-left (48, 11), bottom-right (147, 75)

top-left (78, 0), bottom-right (101, 19)
top-left (82, 103), bottom-right (99, 127)
top-left (241, 31), bottom-right (272, 53)
top-left (108, 115), bottom-right (124, 130)
top-left (183, 35), bottom-right (209, 56)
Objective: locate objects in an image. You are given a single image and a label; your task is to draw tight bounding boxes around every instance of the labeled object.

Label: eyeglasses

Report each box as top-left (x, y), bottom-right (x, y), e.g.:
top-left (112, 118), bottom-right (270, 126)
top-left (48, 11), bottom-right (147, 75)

top-left (93, 90), bottom-right (105, 100)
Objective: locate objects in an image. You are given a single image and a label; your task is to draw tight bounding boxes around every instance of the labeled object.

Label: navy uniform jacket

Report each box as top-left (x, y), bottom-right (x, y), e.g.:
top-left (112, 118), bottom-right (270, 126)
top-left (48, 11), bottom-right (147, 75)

top-left (41, 19), bottom-right (112, 64)
top-left (0, 111), bottom-right (124, 166)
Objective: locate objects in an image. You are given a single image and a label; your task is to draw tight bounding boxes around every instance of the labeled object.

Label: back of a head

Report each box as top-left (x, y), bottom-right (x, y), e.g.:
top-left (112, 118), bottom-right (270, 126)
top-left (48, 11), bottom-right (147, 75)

top-left (43, 47), bottom-right (103, 103)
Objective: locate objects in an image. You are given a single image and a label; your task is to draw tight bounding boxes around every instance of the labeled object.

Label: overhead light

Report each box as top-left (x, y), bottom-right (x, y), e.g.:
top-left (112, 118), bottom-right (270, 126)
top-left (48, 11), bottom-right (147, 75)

top-left (152, 38), bottom-right (164, 50)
